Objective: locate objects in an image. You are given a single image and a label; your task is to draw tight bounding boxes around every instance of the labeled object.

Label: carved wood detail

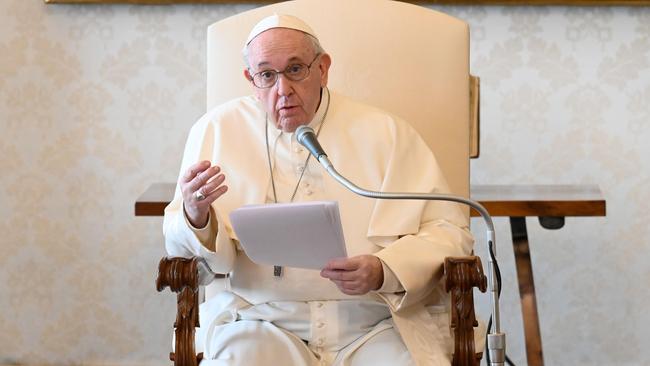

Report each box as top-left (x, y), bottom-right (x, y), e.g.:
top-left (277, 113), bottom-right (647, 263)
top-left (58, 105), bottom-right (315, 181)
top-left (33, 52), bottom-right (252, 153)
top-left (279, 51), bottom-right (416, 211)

top-left (445, 256), bottom-right (487, 366)
top-left (156, 257), bottom-right (204, 366)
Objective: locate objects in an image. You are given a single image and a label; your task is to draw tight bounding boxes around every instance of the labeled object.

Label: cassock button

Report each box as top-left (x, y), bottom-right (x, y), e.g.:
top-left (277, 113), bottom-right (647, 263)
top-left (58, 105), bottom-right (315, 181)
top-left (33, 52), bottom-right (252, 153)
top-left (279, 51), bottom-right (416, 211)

top-left (316, 321), bottom-right (325, 328)
top-left (305, 189), bottom-right (314, 196)
top-left (315, 302), bottom-right (323, 308)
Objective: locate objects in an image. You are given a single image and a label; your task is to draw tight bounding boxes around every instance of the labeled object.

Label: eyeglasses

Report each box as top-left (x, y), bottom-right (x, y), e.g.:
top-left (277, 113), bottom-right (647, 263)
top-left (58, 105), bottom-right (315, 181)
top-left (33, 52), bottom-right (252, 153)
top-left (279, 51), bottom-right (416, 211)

top-left (249, 54), bottom-right (321, 89)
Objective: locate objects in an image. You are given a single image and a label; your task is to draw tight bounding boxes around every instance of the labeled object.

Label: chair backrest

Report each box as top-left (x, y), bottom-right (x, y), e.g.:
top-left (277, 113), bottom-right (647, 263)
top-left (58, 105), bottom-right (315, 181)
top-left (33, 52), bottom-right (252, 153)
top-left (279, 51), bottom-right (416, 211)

top-left (207, 0), bottom-right (471, 206)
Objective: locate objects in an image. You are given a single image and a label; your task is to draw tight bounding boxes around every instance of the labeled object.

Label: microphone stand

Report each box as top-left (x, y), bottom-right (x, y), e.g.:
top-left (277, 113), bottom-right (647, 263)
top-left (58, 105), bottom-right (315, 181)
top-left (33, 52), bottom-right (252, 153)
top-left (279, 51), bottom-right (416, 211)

top-left (296, 126), bottom-right (506, 365)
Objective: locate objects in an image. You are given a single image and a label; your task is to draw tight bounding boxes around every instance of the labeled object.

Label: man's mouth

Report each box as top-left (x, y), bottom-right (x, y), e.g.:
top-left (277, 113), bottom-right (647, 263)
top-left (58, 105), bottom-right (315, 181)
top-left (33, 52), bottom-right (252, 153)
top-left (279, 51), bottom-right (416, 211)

top-left (279, 105), bottom-right (298, 113)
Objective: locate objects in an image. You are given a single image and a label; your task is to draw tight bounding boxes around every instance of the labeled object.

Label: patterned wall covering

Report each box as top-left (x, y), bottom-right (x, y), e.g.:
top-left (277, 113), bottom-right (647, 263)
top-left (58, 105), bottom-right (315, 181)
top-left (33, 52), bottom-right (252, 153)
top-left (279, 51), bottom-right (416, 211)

top-left (0, 1), bottom-right (647, 365)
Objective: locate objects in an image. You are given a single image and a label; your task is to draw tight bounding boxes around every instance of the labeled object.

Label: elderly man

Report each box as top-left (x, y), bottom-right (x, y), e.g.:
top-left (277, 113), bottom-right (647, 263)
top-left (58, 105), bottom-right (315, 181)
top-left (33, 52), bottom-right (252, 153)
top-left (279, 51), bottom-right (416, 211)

top-left (164, 14), bottom-right (474, 366)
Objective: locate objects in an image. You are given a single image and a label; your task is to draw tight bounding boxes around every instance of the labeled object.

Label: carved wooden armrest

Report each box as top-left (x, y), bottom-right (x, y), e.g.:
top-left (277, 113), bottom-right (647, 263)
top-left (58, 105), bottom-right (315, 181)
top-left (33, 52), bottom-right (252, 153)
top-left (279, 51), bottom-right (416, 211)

top-left (156, 256), bottom-right (203, 366)
top-left (445, 256), bottom-right (488, 366)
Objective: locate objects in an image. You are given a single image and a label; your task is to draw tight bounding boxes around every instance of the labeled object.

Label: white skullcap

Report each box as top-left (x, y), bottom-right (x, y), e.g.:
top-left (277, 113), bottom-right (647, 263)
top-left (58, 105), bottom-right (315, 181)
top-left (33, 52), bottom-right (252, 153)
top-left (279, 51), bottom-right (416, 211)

top-left (244, 14), bottom-right (318, 47)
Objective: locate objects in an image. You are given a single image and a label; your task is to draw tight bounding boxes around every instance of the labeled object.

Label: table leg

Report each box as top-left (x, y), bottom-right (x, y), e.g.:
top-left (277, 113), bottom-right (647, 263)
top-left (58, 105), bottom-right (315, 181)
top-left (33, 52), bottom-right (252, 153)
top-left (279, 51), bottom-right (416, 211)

top-left (509, 216), bottom-right (544, 366)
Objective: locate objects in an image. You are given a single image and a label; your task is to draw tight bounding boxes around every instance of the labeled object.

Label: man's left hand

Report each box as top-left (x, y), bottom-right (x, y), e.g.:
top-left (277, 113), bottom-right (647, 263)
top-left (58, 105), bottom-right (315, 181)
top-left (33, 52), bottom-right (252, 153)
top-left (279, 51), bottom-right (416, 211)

top-left (320, 255), bottom-right (384, 295)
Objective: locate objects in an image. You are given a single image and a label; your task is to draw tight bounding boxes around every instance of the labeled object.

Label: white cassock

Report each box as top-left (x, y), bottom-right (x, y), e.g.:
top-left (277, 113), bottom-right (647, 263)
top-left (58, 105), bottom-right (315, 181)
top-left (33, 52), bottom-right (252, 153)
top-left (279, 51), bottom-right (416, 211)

top-left (163, 88), bottom-right (478, 366)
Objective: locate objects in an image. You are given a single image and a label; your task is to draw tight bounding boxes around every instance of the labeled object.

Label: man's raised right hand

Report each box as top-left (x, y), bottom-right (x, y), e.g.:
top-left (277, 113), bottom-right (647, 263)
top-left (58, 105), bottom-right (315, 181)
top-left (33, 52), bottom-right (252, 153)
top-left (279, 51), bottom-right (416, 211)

top-left (180, 160), bottom-right (228, 228)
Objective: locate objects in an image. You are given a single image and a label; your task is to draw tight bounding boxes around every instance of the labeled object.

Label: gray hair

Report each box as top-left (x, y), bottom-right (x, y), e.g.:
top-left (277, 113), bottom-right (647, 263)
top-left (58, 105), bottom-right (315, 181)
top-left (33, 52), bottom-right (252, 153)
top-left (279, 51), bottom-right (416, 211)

top-left (242, 32), bottom-right (325, 70)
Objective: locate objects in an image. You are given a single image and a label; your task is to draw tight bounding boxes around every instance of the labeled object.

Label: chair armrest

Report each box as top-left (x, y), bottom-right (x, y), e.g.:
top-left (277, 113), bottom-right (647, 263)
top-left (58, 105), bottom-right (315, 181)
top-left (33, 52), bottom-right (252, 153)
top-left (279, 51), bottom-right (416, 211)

top-left (156, 256), bottom-right (204, 366)
top-left (156, 255), bottom-right (487, 366)
top-left (445, 256), bottom-right (487, 366)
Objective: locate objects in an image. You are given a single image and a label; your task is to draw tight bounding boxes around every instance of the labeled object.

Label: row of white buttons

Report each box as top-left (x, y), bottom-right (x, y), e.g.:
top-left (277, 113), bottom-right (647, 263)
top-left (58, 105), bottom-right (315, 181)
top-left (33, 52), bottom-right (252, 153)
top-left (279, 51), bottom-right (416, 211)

top-left (313, 301), bottom-right (326, 350)
top-left (294, 166), bottom-right (314, 195)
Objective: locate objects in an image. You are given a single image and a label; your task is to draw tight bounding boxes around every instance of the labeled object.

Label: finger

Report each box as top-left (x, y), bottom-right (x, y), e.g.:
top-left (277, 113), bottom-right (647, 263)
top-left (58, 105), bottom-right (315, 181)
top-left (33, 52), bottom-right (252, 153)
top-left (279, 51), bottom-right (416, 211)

top-left (194, 175), bottom-right (226, 205)
top-left (331, 280), bottom-right (363, 295)
top-left (200, 174), bottom-right (226, 195)
top-left (181, 160), bottom-right (211, 183)
top-left (203, 184), bottom-right (228, 204)
top-left (188, 165), bottom-right (222, 192)
top-left (320, 269), bottom-right (356, 281)
top-left (323, 257), bottom-right (358, 271)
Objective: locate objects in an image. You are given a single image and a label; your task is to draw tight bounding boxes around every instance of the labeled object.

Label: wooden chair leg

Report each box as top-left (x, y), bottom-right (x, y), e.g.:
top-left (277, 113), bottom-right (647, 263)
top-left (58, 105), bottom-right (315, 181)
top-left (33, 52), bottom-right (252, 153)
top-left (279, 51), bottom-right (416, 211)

top-left (156, 257), bottom-right (204, 366)
top-left (445, 256), bottom-right (487, 366)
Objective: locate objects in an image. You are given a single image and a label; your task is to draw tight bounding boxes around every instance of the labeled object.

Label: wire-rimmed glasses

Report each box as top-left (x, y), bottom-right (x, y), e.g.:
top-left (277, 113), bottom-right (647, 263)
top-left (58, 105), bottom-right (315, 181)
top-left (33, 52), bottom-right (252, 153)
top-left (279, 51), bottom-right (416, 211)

top-left (249, 53), bottom-right (321, 88)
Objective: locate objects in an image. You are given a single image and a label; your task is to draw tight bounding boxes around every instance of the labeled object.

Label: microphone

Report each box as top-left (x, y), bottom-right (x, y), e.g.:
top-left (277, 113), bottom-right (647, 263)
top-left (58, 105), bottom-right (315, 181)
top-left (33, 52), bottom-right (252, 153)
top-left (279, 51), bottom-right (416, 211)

top-left (296, 126), bottom-right (327, 161)
top-left (297, 129), bottom-right (507, 366)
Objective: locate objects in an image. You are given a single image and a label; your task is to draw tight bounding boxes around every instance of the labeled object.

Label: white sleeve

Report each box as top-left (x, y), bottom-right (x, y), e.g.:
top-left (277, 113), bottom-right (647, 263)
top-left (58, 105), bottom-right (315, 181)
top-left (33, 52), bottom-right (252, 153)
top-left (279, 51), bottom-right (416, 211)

top-left (375, 259), bottom-right (405, 294)
top-left (369, 117), bottom-right (474, 311)
top-left (375, 218), bottom-right (473, 311)
top-left (162, 116), bottom-right (237, 274)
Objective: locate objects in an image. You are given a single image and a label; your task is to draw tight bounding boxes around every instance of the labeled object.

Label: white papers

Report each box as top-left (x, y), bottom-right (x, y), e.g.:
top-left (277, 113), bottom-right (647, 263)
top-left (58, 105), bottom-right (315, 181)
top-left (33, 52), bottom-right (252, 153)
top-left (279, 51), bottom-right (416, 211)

top-left (229, 201), bottom-right (347, 270)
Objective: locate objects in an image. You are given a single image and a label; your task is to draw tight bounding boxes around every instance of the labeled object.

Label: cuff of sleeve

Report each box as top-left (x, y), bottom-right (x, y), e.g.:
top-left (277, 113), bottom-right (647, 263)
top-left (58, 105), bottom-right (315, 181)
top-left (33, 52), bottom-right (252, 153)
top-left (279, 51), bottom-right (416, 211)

top-left (188, 208), bottom-right (235, 274)
top-left (183, 208), bottom-right (215, 251)
top-left (184, 208), bottom-right (213, 244)
top-left (376, 258), bottom-right (405, 293)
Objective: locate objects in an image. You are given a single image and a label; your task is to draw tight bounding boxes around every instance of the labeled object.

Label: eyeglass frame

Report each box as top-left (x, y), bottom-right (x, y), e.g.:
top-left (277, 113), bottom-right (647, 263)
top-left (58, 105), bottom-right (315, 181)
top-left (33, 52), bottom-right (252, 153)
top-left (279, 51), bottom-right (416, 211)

top-left (248, 53), bottom-right (322, 89)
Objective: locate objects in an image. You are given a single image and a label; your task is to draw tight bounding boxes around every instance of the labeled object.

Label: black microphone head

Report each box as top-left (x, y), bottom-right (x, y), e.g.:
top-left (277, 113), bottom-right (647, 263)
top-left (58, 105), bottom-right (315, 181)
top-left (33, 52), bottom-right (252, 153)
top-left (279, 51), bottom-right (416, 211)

top-left (296, 125), bottom-right (315, 145)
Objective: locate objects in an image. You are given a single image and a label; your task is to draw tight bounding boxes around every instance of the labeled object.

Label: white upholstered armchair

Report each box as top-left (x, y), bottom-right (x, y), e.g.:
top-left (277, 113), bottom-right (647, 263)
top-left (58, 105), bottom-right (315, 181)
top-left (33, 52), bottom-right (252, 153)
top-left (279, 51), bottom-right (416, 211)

top-left (156, 1), bottom-right (485, 365)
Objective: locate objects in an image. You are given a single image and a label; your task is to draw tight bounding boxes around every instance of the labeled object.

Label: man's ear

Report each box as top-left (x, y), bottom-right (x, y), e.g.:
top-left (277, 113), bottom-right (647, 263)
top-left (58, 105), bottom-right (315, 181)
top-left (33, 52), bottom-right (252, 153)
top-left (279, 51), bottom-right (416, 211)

top-left (243, 69), bottom-right (253, 83)
top-left (318, 53), bottom-right (332, 87)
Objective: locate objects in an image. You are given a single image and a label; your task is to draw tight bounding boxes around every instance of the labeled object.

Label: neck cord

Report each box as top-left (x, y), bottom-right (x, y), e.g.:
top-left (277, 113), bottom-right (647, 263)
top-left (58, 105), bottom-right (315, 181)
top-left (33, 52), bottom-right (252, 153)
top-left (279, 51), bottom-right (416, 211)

top-left (265, 88), bottom-right (331, 204)
top-left (265, 88), bottom-right (331, 276)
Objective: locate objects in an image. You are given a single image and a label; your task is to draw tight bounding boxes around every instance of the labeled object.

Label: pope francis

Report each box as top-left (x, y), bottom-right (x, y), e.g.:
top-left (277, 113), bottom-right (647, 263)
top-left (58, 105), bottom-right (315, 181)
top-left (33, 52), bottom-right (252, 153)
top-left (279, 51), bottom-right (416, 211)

top-left (163, 14), bottom-right (475, 366)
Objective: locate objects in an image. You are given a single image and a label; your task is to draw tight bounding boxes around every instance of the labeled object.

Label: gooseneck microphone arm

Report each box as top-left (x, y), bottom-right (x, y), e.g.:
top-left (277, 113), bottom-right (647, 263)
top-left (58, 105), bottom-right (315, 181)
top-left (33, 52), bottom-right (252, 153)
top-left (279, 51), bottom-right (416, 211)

top-left (296, 125), bottom-right (506, 366)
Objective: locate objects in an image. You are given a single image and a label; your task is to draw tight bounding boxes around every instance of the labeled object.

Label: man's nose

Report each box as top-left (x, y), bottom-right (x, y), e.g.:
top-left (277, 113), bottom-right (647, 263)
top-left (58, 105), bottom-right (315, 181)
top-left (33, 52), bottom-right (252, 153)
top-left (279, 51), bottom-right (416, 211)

top-left (276, 74), bottom-right (294, 96)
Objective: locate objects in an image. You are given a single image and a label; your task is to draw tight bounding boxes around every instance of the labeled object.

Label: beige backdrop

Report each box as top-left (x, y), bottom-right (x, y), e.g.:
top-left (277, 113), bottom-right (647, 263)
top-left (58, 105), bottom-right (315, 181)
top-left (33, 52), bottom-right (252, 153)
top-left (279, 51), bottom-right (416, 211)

top-left (0, 1), bottom-right (647, 365)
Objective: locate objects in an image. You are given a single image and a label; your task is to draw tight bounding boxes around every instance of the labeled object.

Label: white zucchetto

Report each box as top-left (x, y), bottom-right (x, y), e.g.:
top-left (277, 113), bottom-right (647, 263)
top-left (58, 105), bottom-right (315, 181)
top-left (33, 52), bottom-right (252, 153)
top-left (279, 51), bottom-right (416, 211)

top-left (244, 14), bottom-right (319, 47)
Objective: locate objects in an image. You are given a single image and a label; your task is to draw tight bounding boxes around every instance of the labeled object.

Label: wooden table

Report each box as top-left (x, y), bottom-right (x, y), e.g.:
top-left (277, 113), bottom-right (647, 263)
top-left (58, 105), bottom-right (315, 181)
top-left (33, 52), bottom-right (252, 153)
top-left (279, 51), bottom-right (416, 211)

top-left (135, 183), bottom-right (606, 366)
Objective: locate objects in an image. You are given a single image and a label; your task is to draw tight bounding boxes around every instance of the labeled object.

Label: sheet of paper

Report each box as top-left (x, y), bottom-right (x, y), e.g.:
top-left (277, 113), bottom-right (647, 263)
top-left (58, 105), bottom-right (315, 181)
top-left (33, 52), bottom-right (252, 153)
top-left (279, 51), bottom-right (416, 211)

top-left (229, 201), bottom-right (347, 270)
